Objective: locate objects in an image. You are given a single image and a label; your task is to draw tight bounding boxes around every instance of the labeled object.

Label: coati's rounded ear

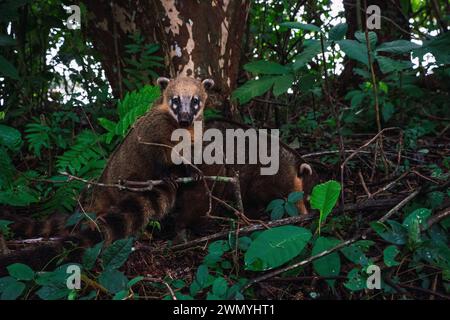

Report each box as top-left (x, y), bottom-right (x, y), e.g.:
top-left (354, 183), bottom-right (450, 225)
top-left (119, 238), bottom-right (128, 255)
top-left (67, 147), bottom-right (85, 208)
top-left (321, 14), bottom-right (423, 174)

top-left (156, 77), bottom-right (170, 90)
top-left (202, 78), bottom-right (214, 90)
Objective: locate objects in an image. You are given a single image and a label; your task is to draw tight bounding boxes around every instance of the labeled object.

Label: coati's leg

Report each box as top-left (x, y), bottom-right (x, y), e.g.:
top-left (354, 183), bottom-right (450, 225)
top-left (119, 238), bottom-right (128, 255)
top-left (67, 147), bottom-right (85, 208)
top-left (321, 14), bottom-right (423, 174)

top-left (0, 183), bottom-right (178, 276)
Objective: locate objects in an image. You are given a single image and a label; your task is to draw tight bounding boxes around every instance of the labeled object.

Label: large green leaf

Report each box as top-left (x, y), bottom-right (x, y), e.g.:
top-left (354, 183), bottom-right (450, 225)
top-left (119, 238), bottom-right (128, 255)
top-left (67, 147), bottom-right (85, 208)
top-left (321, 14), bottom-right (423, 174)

top-left (7, 263), bottom-right (35, 281)
top-left (245, 225), bottom-right (312, 271)
top-left (370, 220), bottom-right (407, 245)
top-left (244, 60), bottom-right (289, 75)
top-left (338, 40), bottom-right (369, 66)
top-left (0, 55), bottom-right (19, 80)
top-left (232, 76), bottom-right (275, 104)
top-left (101, 238), bottom-right (134, 270)
top-left (98, 269), bottom-right (128, 294)
top-left (312, 237), bottom-right (341, 287)
top-left (272, 74), bottom-right (294, 96)
top-left (377, 56), bottom-right (413, 74)
top-left (328, 23), bottom-right (348, 41)
top-left (292, 40), bottom-right (322, 70)
top-left (376, 40), bottom-right (420, 54)
top-left (280, 22), bottom-right (320, 32)
top-left (310, 180), bottom-right (342, 227)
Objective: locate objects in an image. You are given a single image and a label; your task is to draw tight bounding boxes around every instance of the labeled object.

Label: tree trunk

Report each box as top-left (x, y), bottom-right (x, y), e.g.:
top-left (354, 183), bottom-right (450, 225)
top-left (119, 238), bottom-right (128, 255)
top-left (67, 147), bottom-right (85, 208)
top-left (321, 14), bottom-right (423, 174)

top-left (82, 0), bottom-right (250, 116)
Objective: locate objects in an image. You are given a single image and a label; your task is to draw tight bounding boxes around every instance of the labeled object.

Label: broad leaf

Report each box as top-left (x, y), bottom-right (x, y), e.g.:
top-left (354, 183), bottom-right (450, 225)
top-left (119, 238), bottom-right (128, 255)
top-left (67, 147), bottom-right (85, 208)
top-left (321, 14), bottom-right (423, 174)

top-left (376, 40), bottom-right (420, 54)
top-left (328, 23), bottom-right (348, 41)
top-left (272, 74), bottom-right (294, 96)
top-left (338, 40), bottom-right (369, 66)
top-left (102, 238), bottom-right (134, 270)
top-left (244, 60), bottom-right (289, 75)
top-left (245, 226), bottom-right (312, 271)
top-left (280, 22), bottom-right (320, 32)
top-left (310, 180), bottom-right (341, 227)
top-left (312, 237), bottom-right (341, 286)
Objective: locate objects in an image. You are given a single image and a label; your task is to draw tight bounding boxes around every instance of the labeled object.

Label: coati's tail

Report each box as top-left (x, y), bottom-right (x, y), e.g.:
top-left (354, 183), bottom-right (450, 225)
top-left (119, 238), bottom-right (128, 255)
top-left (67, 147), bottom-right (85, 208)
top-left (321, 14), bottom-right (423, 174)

top-left (0, 184), bottom-right (177, 276)
top-left (1, 212), bottom-right (69, 239)
top-left (294, 163), bottom-right (316, 215)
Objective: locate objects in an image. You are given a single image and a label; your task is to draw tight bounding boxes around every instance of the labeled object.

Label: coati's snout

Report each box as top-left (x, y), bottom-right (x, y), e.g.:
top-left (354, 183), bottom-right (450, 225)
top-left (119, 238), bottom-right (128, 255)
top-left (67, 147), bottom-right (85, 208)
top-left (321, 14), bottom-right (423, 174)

top-left (171, 95), bottom-right (199, 127)
top-left (157, 76), bottom-right (214, 127)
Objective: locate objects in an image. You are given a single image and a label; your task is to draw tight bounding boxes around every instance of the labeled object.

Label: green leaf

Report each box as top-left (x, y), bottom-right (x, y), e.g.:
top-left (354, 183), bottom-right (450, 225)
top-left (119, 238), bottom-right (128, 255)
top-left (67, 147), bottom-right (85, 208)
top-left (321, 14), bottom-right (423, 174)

top-left (402, 208), bottom-right (431, 230)
top-left (212, 277), bottom-right (228, 297)
top-left (238, 237), bottom-right (252, 251)
top-left (0, 278), bottom-right (25, 300)
top-left (280, 22), bottom-right (320, 32)
top-left (284, 202), bottom-right (298, 217)
top-left (341, 242), bottom-right (371, 266)
top-left (36, 286), bottom-right (70, 300)
top-left (112, 290), bottom-right (129, 300)
top-left (328, 23), bottom-right (348, 41)
top-left (0, 55), bottom-right (19, 80)
top-left (7, 263), bottom-right (35, 281)
top-left (195, 265), bottom-right (209, 288)
top-left (376, 40), bottom-right (420, 54)
top-left (245, 226), bottom-right (312, 271)
top-left (102, 238), bottom-right (133, 270)
top-left (232, 77), bottom-right (275, 104)
top-left (344, 268), bottom-right (366, 291)
top-left (82, 241), bottom-right (104, 270)
top-left (288, 191), bottom-right (304, 203)
top-left (270, 205), bottom-right (285, 220)
top-left (355, 31), bottom-right (378, 47)
top-left (244, 61), bottom-right (289, 75)
top-left (272, 74), bottom-right (294, 96)
top-left (370, 220), bottom-right (407, 245)
top-left (377, 56), bottom-right (413, 74)
top-left (0, 124), bottom-right (22, 150)
top-left (383, 245), bottom-right (400, 267)
top-left (98, 269), bottom-right (128, 294)
top-left (208, 240), bottom-right (230, 256)
top-left (310, 180), bottom-right (341, 227)
top-left (338, 40), bottom-right (369, 66)
top-left (266, 199), bottom-right (284, 212)
top-left (312, 237), bottom-right (341, 287)
top-left (293, 40), bottom-right (322, 70)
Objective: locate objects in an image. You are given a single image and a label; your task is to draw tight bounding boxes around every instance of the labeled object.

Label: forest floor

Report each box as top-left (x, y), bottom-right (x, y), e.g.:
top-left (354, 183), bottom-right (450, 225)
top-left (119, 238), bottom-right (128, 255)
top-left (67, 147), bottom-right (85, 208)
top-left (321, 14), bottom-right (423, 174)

top-left (118, 131), bottom-right (450, 300)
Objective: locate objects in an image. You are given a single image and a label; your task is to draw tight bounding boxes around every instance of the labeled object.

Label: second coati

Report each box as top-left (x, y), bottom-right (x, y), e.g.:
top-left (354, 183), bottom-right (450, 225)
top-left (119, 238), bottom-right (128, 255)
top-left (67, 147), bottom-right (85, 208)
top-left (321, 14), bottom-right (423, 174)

top-left (0, 76), bottom-right (315, 274)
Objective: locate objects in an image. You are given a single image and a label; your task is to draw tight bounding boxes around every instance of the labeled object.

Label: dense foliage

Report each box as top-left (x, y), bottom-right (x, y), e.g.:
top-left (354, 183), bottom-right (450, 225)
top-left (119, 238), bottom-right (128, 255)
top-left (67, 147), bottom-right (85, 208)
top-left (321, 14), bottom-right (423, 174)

top-left (0, 0), bottom-right (449, 300)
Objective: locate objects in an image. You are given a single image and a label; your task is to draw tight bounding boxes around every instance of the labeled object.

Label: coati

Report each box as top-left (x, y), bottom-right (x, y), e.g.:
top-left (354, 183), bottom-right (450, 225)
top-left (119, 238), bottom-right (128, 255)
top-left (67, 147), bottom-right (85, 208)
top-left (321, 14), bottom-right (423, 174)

top-left (0, 76), bottom-right (315, 275)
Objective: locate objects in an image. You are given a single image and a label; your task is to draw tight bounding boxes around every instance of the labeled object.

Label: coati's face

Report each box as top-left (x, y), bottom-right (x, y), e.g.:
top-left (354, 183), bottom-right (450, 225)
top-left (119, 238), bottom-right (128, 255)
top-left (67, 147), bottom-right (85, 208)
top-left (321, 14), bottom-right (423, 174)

top-left (157, 76), bottom-right (214, 128)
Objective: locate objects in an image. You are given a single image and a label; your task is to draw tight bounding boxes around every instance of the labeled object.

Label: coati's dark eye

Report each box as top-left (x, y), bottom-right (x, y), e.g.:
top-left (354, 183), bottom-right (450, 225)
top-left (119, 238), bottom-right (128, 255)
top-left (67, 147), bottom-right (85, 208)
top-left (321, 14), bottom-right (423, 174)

top-left (192, 97), bottom-right (200, 105)
top-left (171, 96), bottom-right (180, 107)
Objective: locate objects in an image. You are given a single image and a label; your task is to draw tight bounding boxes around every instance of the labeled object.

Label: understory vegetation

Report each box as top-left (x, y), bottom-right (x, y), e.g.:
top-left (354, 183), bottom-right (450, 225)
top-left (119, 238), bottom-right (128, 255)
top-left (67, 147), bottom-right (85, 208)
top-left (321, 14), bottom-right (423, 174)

top-left (0, 0), bottom-right (449, 300)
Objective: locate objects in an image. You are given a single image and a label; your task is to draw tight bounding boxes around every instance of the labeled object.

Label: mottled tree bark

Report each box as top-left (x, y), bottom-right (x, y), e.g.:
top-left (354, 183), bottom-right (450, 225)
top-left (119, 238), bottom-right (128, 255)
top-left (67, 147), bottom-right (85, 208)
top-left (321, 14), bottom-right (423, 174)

top-left (82, 0), bottom-right (250, 116)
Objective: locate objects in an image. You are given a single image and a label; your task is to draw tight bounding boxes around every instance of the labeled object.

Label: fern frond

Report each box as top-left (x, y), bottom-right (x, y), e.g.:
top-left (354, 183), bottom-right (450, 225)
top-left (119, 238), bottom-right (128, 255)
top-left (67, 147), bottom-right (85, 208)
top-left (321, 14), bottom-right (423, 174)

top-left (24, 122), bottom-right (51, 157)
top-left (98, 85), bottom-right (160, 144)
top-left (56, 130), bottom-right (105, 178)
